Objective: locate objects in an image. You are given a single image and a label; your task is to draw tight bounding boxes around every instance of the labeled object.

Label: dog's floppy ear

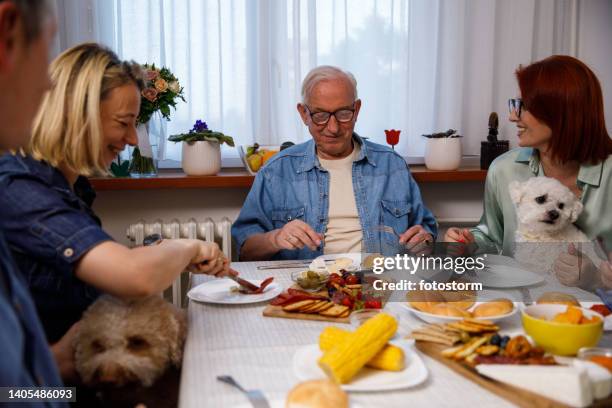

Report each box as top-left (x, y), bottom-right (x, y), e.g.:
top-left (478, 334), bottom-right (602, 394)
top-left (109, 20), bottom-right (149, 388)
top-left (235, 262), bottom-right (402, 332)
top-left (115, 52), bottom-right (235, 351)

top-left (508, 181), bottom-right (524, 204)
top-left (169, 308), bottom-right (187, 366)
top-left (569, 200), bottom-right (583, 223)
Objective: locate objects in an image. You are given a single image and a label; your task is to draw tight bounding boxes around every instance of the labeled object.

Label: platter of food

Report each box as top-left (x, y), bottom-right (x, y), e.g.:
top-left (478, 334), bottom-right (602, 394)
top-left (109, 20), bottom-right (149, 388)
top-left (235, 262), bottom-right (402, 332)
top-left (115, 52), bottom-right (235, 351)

top-left (408, 304), bottom-right (611, 407)
top-left (263, 270), bottom-right (385, 323)
top-left (188, 277), bottom-right (281, 304)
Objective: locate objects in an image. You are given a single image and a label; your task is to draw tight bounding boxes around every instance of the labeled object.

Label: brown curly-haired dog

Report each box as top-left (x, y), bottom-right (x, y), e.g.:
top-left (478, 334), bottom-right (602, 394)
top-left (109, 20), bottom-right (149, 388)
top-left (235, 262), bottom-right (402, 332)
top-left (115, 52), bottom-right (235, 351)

top-left (75, 295), bottom-right (186, 407)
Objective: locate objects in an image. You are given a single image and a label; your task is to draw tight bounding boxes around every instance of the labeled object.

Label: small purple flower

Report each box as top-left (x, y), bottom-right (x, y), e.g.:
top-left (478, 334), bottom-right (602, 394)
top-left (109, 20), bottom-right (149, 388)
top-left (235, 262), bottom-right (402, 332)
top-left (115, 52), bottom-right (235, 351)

top-left (191, 119), bottom-right (208, 133)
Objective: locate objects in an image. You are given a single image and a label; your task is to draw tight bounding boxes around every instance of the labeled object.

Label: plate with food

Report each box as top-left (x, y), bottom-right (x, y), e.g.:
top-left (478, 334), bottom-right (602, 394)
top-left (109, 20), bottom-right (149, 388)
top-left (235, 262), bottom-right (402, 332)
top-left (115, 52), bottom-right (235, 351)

top-left (187, 277), bottom-right (281, 304)
top-left (309, 253), bottom-right (361, 274)
top-left (404, 289), bottom-right (518, 323)
top-left (232, 379), bottom-right (364, 408)
top-left (293, 314), bottom-right (428, 391)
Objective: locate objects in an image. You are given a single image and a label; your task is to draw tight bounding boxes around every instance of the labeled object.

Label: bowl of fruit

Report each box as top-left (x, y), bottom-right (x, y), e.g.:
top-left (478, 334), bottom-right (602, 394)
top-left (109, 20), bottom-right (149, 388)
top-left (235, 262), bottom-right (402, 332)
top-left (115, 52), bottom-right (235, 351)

top-left (239, 142), bottom-right (295, 175)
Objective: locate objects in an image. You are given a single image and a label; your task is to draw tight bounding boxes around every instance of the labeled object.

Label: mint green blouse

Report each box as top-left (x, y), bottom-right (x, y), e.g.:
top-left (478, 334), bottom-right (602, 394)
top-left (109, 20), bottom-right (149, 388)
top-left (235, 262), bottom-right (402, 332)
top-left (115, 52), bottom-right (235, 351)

top-left (470, 148), bottom-right (612, 255)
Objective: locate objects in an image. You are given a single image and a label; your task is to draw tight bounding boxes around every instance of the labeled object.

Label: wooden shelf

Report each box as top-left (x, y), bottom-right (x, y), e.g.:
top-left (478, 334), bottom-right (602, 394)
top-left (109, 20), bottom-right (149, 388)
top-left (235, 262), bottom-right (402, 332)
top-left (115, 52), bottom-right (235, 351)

top-left (89, 166), bottom-right (486, 191)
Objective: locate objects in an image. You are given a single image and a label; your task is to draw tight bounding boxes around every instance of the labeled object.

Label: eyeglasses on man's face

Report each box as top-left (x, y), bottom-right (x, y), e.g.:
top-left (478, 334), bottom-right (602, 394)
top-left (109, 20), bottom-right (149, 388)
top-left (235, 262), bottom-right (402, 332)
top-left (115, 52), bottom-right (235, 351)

top-left (508, 98), bottom-right (524, 118)
top-left (304, 104), bottom-right (356, 126)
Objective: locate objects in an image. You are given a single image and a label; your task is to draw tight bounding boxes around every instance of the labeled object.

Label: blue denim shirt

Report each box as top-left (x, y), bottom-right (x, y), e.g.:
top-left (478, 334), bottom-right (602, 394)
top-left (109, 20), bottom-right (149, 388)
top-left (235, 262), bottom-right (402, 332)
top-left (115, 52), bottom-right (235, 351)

top-left (0, 154), bottom-right (112, 343)
top-left (0, 229), bottom-right (67, 407)
top-left (232, 135), bottom-right (437, 260)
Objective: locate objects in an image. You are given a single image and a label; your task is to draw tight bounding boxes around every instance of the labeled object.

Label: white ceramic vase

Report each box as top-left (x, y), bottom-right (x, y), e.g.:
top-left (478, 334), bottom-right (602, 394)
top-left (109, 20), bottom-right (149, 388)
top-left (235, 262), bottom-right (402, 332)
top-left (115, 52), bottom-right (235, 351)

top-left (182, 141), bottom-right (221, 176)
top-left (424, 137), bottom-right (462, 170)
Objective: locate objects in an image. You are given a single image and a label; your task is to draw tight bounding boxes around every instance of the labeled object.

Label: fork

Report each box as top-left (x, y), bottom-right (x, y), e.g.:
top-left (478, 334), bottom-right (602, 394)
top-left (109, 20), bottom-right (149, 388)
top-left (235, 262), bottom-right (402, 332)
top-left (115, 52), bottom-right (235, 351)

top-left (217, 375), bottom-right (270, 408)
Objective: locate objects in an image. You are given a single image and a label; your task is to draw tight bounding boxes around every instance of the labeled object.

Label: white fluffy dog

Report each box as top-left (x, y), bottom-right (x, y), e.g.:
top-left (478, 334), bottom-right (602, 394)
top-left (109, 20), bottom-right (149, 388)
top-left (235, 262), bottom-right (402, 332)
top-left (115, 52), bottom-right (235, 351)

top-left (509, 177), bottom-right (588, 242)
top-left (509, 177), bottom-right (590, 274)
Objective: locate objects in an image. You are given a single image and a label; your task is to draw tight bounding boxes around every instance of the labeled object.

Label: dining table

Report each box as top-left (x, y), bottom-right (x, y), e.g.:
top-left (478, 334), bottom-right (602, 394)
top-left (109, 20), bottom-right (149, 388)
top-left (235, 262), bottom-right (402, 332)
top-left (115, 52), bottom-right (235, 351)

top-left (179, 260), bottom-right (612, 408)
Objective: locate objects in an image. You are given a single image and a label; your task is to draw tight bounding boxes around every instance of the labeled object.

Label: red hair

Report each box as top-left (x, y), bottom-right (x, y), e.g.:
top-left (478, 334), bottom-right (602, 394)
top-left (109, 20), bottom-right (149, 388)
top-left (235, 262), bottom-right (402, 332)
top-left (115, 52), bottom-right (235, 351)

top-left (516, 55), bottom-right (612, 164)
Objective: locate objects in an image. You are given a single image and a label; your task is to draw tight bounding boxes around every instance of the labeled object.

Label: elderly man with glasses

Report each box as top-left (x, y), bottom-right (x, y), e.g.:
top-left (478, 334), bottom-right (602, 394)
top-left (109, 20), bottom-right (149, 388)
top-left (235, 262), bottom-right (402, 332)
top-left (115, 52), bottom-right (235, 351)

top-left (232, 65), bottom-right (437, 260)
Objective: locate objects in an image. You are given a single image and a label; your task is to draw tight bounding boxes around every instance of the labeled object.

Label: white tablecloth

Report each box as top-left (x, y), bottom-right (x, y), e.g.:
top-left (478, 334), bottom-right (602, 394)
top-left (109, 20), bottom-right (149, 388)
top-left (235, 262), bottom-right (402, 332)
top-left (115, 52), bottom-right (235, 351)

top-left (179, 261), bottom-right (611, 408)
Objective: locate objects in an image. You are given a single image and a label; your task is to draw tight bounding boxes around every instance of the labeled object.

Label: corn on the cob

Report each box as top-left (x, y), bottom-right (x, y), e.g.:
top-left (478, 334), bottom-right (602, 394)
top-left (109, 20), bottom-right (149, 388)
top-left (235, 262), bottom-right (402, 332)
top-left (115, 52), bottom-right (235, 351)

top-left (319, 326), bottom-right (405, 371)
top-left (318, 313), bottom-right (398, 384)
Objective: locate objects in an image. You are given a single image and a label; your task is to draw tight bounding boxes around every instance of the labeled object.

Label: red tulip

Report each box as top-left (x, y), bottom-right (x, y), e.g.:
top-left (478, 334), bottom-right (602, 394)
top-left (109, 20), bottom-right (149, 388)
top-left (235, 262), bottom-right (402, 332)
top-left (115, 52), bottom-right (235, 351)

top-left (385, 129), bottom-right (401, 149)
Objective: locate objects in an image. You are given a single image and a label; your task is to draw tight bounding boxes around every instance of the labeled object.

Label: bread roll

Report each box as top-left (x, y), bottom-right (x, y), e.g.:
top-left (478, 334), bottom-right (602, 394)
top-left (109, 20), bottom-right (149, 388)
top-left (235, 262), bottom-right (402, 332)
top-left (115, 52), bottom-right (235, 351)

top-left (537, 292), bottom-right (580, 307)
top-left (472, 298), bottom-right (514, 317)
top-left (429, 303), bottom-right (473, 318)
top-left (285, 380), bottom-right (348, 408)
top-left (407, 290), bottom-right (446, 313)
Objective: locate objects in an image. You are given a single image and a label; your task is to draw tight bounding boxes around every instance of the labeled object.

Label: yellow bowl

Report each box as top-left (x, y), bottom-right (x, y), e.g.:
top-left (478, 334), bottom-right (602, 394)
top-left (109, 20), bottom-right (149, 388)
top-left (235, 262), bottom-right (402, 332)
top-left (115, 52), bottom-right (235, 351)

top-left (522, 304), bottom-right (603, 356)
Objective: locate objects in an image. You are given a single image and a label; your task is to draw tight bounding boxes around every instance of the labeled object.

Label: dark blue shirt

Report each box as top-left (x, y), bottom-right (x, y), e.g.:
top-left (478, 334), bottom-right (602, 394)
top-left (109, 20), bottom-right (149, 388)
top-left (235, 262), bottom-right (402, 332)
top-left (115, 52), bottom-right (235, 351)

top-left (0, 154), bottom-right (112, 342)
top-left (0, 228), bottom-right (67, 407)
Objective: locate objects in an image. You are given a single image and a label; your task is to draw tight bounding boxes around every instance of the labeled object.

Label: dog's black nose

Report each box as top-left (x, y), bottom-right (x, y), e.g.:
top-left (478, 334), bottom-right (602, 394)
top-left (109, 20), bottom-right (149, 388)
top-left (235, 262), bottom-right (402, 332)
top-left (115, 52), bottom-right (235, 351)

top-left (548, 210), bottom-right (559, 220)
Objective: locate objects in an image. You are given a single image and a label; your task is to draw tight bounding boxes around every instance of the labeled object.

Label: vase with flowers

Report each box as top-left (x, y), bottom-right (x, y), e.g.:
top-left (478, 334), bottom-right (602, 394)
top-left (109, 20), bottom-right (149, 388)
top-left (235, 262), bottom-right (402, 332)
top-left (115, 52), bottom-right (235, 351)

top-left (168, 119), bottom-right (234, 176)
top-left (127, 63), bottom-right (185, 177)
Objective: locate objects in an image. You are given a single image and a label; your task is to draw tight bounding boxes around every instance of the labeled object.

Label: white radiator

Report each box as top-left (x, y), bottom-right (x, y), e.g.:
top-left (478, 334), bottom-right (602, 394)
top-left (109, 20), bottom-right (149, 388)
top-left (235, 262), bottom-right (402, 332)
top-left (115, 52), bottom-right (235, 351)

top-left (126, 217), bottom-right (233, 307)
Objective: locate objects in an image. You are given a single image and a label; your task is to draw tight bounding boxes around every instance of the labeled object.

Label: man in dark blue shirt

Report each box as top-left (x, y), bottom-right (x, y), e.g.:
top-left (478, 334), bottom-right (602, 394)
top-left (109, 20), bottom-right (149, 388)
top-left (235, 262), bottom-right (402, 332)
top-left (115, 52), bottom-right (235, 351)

top-left (0, 1), bottom-right (67, 406)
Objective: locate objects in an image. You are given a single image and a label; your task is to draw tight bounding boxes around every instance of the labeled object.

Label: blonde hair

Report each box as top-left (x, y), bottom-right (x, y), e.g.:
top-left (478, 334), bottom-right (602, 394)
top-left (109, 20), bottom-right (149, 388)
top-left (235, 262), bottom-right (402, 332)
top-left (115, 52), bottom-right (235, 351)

top-left (28, 43), bottom-right (143, 176)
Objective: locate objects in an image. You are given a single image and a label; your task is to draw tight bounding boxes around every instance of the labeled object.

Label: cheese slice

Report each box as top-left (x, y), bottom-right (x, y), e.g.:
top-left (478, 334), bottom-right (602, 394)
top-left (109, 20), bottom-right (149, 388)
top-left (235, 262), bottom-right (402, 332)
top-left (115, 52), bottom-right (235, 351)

top-left (573, 360), bottom-right (612, 400)
top-left (475, 365), bottom-right (593, 407)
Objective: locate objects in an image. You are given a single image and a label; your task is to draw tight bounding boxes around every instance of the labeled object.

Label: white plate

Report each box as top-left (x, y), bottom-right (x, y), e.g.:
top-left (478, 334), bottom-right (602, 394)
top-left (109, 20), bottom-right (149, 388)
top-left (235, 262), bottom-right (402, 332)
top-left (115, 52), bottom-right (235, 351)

top-left (403, 289), bottom-right (519, 324)
top-left (292, 339), bottom-right (428, 392)
top-left (474, 264), bottom-right (544, 288)
top-left (309, 253), bottom-right (361, 273)
top-left (402, 301), bottom-right (519, 324)
top-left (233, 400), bottom-right (364, 408)
top-left (187, 279), bottom-right (282, 305)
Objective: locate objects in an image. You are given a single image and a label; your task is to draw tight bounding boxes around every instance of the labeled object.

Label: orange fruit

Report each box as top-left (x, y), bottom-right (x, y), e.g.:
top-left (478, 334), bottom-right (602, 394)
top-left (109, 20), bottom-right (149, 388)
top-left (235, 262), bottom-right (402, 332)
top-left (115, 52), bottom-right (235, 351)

top-left (261, 150), bottom-right (278, 164)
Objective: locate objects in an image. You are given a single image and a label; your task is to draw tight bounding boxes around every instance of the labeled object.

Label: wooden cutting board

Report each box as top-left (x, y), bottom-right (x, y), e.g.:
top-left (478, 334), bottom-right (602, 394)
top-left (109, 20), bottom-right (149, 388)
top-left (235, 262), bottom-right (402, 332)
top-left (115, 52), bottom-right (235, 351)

top-left (415, 341), bottom-right (612, 408)
top-left (262, 304), bottom-right (350, 324)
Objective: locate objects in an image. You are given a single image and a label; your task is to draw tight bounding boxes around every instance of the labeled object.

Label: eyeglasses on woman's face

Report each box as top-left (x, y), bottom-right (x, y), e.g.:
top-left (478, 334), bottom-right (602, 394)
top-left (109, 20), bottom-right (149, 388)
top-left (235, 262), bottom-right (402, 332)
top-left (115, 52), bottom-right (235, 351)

top-left (508, 98), bottom-right (524, 118)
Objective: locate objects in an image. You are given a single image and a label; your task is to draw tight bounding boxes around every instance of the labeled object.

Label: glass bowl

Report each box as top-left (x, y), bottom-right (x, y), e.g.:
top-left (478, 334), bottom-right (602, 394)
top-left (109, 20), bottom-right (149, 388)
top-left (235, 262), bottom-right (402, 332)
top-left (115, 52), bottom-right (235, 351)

top-left (291, 270), bottom-right (329, 292)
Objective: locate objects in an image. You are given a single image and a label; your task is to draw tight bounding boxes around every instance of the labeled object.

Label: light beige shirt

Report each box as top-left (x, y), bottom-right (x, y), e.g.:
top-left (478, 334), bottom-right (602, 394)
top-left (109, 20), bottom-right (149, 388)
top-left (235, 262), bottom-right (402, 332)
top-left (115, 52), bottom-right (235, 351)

top-left (319, 144), bottom-right (363, 254)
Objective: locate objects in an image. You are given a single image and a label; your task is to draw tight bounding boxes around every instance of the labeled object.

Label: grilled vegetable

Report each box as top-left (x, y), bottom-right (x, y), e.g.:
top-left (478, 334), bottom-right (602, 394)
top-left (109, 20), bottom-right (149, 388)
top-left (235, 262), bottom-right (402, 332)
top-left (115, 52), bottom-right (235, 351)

top-left (318, 313), bottom-right (397, 384)
top-left (319, 327), bottom-right (404, 371)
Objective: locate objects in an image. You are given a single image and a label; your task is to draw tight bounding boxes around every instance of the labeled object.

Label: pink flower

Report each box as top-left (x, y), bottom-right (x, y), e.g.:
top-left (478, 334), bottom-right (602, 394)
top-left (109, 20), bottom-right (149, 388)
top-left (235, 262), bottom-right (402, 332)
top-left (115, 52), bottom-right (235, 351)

top-left (154, 78), bottom-right (168, 92)
top-left (142, 87), bottom-right (158, 102)
top-left (145, 69), bottom-right (159, 81)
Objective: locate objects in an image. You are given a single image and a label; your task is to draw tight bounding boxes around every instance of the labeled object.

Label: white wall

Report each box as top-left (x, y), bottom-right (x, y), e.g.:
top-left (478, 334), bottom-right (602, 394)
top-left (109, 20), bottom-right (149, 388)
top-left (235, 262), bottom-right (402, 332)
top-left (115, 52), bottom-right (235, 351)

top-left (577, 0), bottom-right (612, 129)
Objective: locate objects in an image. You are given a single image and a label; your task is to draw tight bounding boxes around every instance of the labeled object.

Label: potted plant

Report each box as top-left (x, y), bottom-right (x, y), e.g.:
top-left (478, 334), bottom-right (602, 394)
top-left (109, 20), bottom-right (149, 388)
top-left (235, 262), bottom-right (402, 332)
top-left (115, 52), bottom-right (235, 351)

top-left (422, 129), bottom-right (462, 170)
top-left (128, 63), bottom-right (185, 177)
top-left (168, 119), bottom-right (235, 176)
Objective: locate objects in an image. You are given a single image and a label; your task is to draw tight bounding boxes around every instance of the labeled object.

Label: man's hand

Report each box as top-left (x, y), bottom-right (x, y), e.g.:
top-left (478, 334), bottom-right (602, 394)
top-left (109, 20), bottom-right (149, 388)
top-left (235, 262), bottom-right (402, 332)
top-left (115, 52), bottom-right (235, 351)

top-left (399, 225), bottom-right (433, 254)
top-left (270, 220), bottom-right (322, 251)
top-left (553, 243), bottom-right (597, 287)
top-left (51, 322), bottom-right (81, 383)
top-left (444, 227), bottom-right (475, 243)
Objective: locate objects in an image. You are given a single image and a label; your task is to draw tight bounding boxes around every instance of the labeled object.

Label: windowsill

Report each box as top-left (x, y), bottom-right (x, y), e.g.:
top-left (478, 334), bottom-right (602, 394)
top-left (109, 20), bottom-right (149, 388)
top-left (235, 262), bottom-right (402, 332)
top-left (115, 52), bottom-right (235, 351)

top-left (89, 165), bottom-right (487, 191)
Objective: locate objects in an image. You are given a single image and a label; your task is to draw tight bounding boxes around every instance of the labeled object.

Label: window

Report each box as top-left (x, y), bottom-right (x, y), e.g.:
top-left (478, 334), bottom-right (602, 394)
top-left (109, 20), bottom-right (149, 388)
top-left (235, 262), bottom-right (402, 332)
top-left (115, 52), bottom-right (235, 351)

top-left (57, 0), bottom-right (578, 165)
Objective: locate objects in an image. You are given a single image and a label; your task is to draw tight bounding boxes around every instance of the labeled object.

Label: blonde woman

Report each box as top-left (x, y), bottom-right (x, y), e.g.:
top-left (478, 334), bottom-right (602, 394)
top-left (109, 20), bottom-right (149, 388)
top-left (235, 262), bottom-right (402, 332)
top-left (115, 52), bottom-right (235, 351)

top-left (0, 43), bottom-right (236, 343)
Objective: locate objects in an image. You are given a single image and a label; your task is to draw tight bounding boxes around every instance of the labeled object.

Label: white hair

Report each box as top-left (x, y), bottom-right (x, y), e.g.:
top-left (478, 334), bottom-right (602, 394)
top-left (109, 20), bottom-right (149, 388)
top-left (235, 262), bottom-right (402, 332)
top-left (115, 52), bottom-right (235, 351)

top-left (301, 65), bottom-right (358, 104)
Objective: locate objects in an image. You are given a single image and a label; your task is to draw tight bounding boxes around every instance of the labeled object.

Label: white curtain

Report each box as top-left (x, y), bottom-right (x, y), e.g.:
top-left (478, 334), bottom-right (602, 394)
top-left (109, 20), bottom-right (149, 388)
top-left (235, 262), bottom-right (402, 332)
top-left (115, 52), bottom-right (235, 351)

top-left (54, 0), bottom-right (578, 162)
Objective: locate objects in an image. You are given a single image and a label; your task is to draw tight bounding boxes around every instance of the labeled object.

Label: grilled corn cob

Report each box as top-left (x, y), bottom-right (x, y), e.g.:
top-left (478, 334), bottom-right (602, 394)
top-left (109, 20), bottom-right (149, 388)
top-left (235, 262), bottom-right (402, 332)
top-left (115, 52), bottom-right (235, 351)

top-left (318, 313), bottom-right (398, 384)
top-left (319, 326), bottom-right (405, 371)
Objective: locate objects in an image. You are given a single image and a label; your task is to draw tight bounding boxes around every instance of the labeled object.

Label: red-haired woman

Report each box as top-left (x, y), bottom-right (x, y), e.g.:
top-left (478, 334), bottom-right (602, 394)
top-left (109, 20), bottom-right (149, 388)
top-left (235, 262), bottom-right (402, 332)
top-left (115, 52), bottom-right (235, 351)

top-left (445, 55), bottom-right (612, 289)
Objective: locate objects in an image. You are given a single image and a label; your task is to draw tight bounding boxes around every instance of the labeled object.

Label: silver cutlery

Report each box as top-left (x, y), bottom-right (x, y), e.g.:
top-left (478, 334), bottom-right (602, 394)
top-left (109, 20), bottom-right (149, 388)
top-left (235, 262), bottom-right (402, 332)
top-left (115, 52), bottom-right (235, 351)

top-left (217, 375), bottom-right (270, 408)
top-left (519, 287), bottom-right (534, 306)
